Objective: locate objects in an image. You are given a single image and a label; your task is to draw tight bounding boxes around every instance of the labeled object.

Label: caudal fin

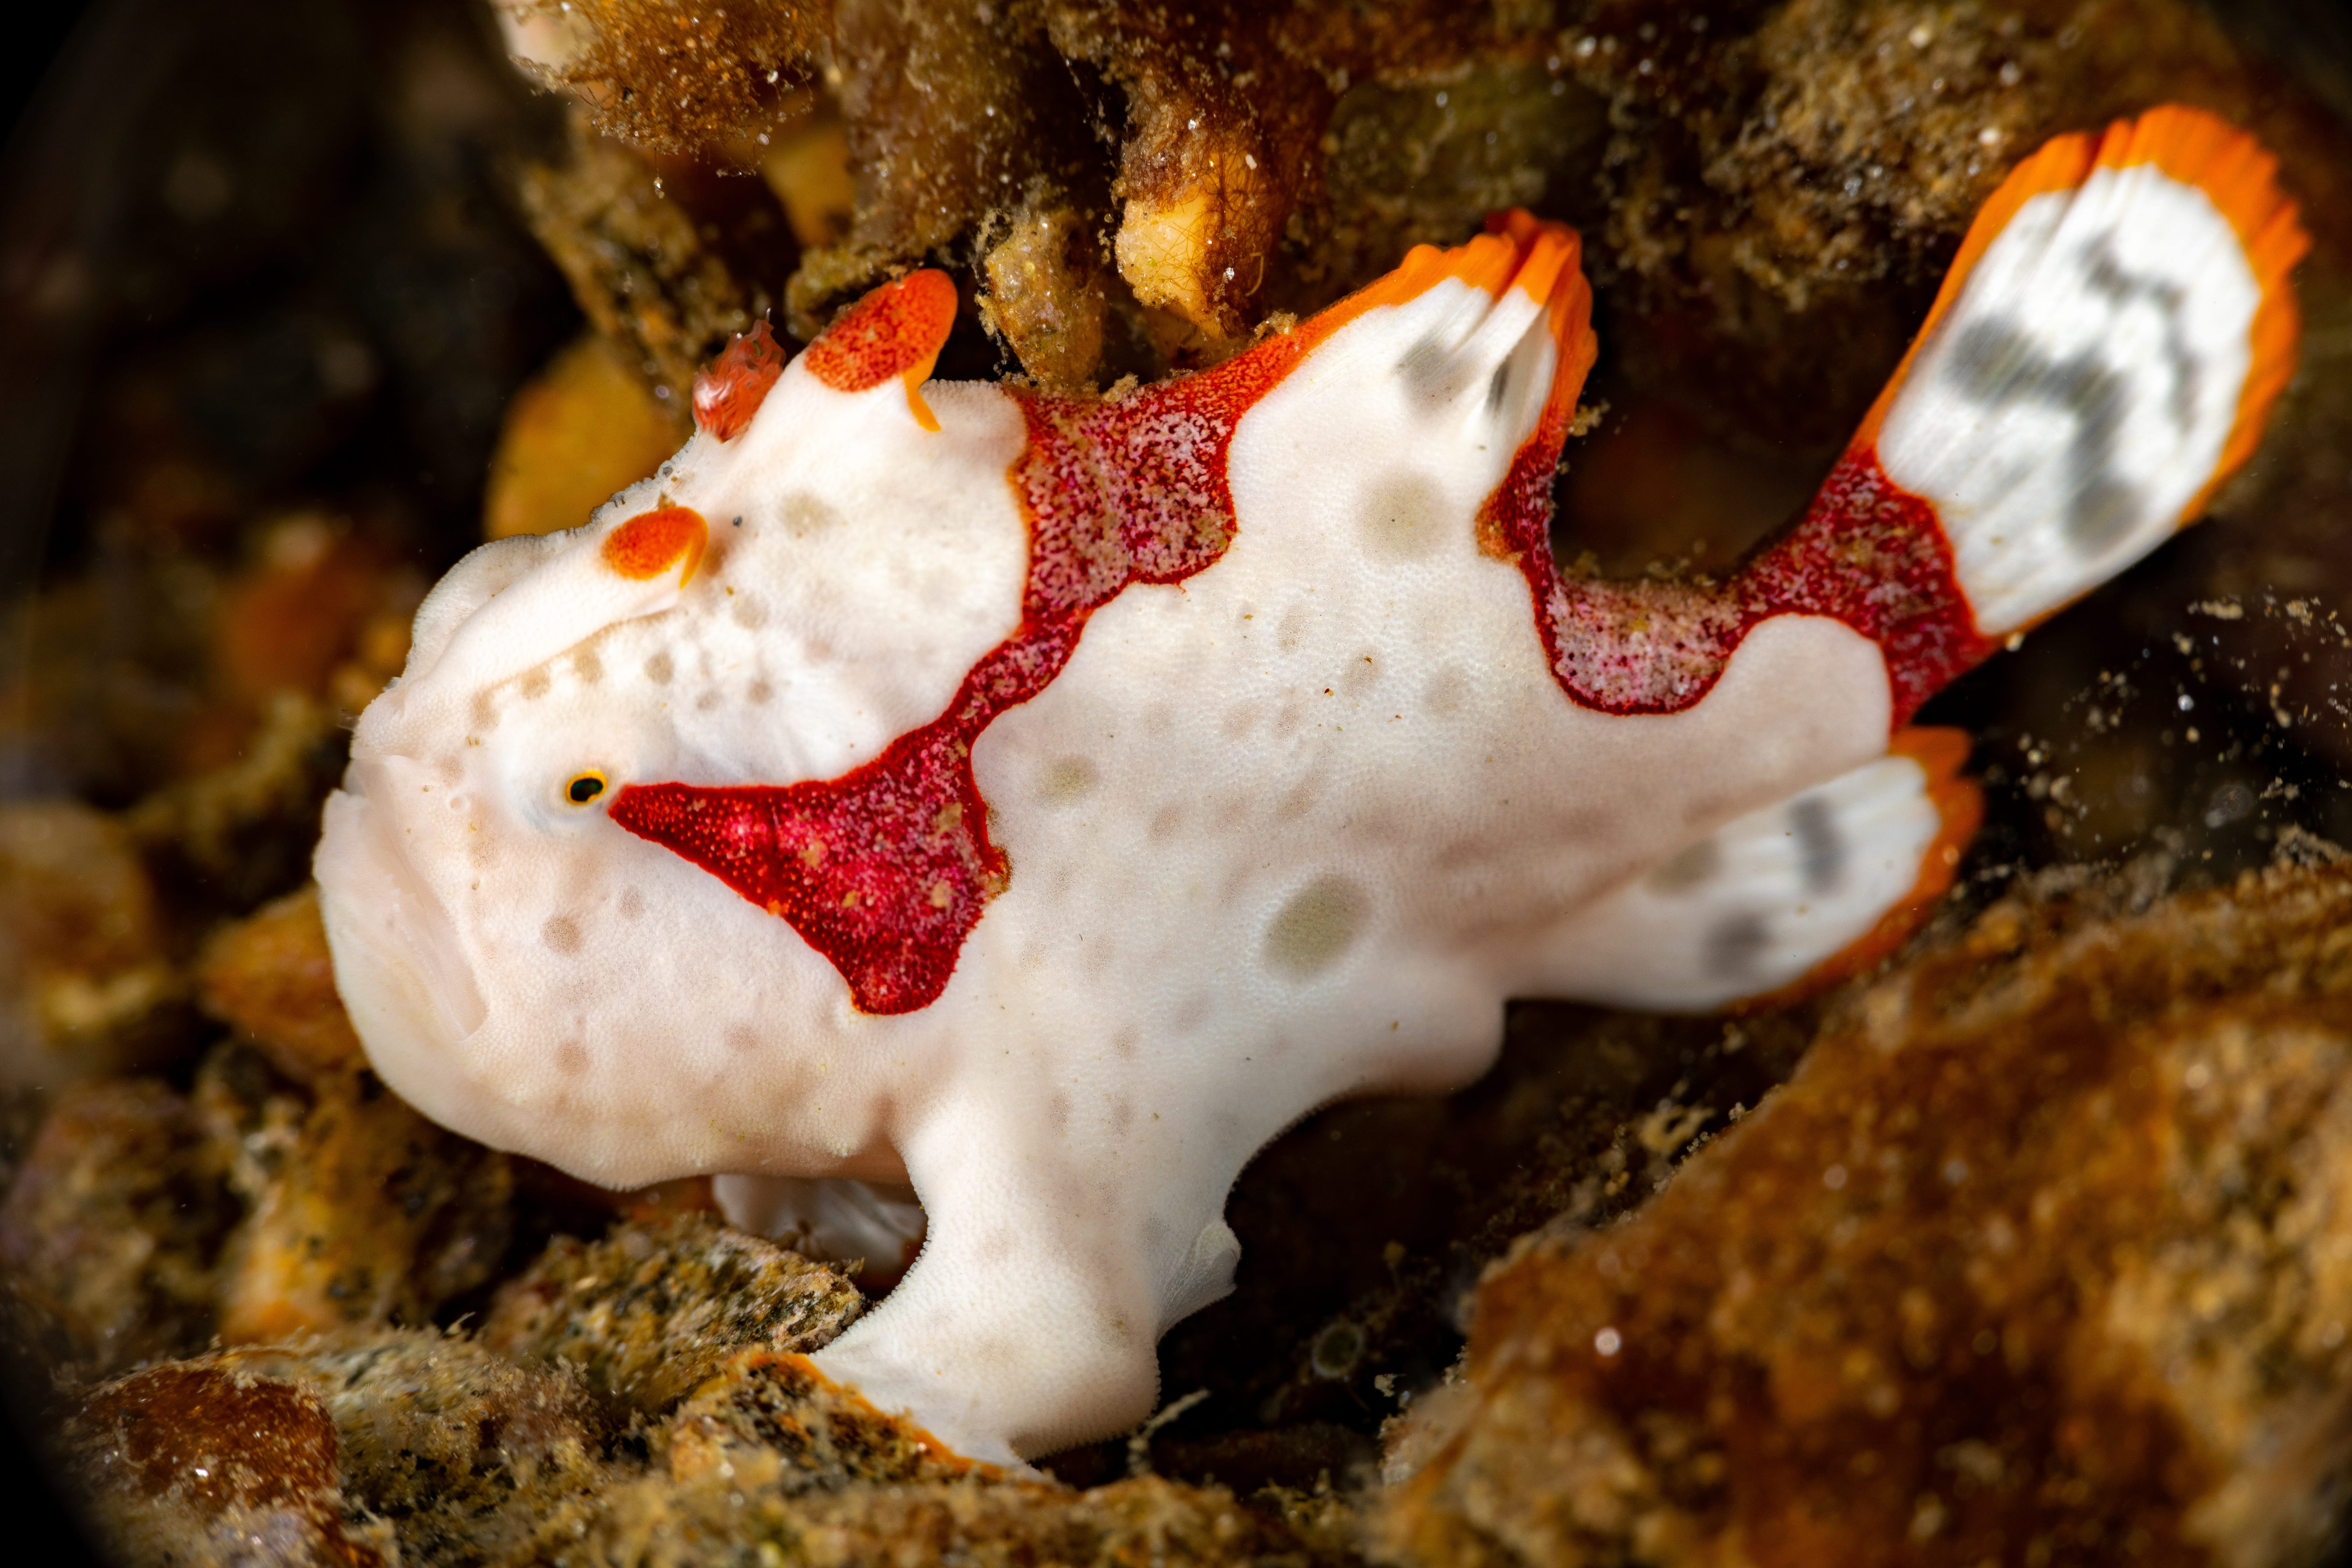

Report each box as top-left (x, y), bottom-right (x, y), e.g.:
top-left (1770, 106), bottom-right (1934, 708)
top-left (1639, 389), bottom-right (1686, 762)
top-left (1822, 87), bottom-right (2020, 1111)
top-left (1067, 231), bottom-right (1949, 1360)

top-left (1861, 105), bottom-right (2306, 636)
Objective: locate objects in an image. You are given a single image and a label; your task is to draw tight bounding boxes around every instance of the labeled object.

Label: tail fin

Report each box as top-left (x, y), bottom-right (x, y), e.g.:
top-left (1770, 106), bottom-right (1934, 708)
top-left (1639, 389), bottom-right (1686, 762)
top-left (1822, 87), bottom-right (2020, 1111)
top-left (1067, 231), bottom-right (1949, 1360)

top-left (1861, 105), bottom-right (2306, 636)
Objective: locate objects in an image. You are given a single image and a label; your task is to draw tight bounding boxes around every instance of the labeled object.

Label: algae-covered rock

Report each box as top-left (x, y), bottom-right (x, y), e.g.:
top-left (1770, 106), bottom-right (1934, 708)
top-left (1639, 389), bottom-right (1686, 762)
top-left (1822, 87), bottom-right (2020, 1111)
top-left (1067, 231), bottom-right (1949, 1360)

top-left (0, 1079), bottom-right (234, 1378)
top-left (1382, 856), bottom-right (2352, 1568)
top-left (480, 1212), bottom-right (867, 1416)
top-left (210, 1062), bottom-right (514, 1346)
top-left (57, 1361), bottom-right (395, 1568)
top-left (216, 1329), bottom-right (609, 1565)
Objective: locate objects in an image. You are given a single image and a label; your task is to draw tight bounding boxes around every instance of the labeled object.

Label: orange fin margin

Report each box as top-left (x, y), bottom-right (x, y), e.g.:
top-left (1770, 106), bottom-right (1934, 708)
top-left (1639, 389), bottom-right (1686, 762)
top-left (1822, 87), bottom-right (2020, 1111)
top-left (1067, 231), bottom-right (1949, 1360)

top-left (1270, 208), bottom-right (1598, 419)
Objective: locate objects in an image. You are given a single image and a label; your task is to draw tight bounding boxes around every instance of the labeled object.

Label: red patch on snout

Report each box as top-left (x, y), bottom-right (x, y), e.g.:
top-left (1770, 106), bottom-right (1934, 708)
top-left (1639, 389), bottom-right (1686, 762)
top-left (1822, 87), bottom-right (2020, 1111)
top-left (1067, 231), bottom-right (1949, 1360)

top-left (610, 329), bottom-right (1317, 1013)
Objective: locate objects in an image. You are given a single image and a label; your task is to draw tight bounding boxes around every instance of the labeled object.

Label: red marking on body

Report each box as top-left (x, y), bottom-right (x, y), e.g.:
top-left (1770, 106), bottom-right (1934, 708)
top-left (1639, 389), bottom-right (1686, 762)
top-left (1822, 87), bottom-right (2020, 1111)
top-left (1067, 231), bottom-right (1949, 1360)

top-left (615, 213), bottom-right (1980, 1014)
top-left (693, 321), bottom-right (787, 441)
top-left (611, 322), bottom-right (1316, 1013)
top-left (602, 505), bottom-right (708, 582)
top-left (1480, 407), bottom-right (1995, 727)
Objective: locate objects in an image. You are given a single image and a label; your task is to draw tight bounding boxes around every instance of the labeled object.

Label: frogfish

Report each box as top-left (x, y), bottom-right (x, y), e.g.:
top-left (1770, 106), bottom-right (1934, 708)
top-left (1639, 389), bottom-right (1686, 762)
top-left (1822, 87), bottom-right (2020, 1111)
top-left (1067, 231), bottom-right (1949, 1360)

top-left (316, 106), bottom-right (2306, 1465)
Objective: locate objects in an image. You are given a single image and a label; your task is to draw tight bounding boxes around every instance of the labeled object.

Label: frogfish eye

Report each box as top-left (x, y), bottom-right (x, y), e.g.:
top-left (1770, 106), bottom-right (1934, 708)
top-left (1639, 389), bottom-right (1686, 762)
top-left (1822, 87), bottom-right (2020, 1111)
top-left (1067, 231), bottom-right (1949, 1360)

top-left (566, 772), bottom-right (608, 805)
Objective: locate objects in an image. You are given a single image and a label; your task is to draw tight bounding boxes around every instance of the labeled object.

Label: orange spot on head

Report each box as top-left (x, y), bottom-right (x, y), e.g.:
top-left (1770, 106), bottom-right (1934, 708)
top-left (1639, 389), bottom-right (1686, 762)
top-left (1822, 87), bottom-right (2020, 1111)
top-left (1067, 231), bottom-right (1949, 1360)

top-left (803, 271), bottom-right (958, 427)
top-left (602, 505), bottom-right (708, 583)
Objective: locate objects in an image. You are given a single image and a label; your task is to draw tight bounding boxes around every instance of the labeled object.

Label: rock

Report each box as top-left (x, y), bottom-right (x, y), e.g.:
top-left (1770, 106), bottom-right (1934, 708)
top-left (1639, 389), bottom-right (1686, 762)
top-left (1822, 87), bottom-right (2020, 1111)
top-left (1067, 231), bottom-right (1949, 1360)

top-left (124, 690), bottom-right (351, 919)
top-left (211, 1064), bottom-right (514, 1345)
top-left (56, 1361), bottom-right (393, 1568)
top-left (195, 885), bottom-right (365, 1084)
top-left (1381, 859), bottom-right (2352, 1568)
top-left (0, 801), bottom-right (190, 1088)
top-left (212, 514), bottom-right (420, 710)
top-left (214, 1329), bottom-right (606, 1566)
top-left (518, 110), bottom-right (796, 406)
top-left (479, 1212), bottom-right (866, 1416)
top-left (0, 1078), bottom-right (233, 1377)
top-left (482, 331), bottom-right (684, 542)
top-left (664, 1349), bottom-right (988, 1492)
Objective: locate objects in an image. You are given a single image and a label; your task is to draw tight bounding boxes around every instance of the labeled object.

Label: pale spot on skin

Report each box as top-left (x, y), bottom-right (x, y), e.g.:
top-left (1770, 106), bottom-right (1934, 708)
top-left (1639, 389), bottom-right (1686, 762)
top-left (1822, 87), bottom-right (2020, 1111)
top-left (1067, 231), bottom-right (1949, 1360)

top-left (731, 596), bottom-right (770, 631)
top-left (555, 1040), bottom-right (589, 1076)
top-left (1042, 757), bottom-right (1098, 806)
top-left (1648, 836), bottom-right (1722, 892)
top-left (618, 887), bottom-right (645, 920)
top-left (1265, 876), bottom-right (1367, 978)
top-left (519, 668), bottom-right (552, 700)
top-left (1359, 471), bottom-right (1448, 560)
top-left (778, 492), bottom-right (845, 538)
top-left (749, 679), bottom-right (774, 705)
top-left (573, 648), bottom-right (603, 685)
top-left (644, 650), bottom-right (674, 685)
top-left (542, 914), bottom-right (584, 955)
top-left (697, 691), bottom-right (721, 710)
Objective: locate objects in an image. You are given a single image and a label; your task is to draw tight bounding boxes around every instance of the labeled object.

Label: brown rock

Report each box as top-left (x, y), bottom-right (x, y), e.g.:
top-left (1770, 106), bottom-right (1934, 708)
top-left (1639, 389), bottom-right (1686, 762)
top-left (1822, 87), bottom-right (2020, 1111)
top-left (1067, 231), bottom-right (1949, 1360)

top-left (1382, 858), bottom-right (2352, 1568)
top-left (519, 110), bottom-right (788, 405)
top-left (981, 195), bottom-right (1112, 393)
top-left (195, 884), bottom-right (364, 1084)
top-left (0, 801), bottom-right (189, 1087)
top-left (520, 1396), bottom-right (1357, 1568)
top-left (56, 1362), bottom-right (391, 1568)
top-left (482, 331), bottom-right (684, 542)
top-left (481, 1212), bottom-right (865, 1416)
top-left (213, 1066), bottom-right (513, 1345)
top-left (213, 515), bottom-right (414, 707)
top-left (123, 690), bottom-right (352, 918)
top-left (665, 1349), bottom-right (988, 1492)
top-left (0, 1079), bottom-right (232, 1376)
top-left (215, 1329), bottom-right (606, 1566)
top-left (498, 0), bottom-right (829, 158)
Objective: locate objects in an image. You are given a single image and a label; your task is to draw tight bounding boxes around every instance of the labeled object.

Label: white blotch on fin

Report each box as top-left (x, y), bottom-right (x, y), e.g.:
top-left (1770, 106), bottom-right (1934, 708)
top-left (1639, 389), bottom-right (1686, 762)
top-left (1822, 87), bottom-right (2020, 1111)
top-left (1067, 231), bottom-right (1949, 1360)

top-left (1548, 753), bottom-right (1943, 1011)
top-left (1879, 163), bottom-right (2260, 634)
top-left (715, 1173), bottom-right (928, 1284)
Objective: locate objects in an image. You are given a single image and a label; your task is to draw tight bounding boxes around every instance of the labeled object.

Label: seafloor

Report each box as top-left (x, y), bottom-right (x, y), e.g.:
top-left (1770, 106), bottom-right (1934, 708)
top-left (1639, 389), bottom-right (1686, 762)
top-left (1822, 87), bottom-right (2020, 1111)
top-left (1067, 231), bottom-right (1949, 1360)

top-left (8, 1), bottom-right (2352, 1564)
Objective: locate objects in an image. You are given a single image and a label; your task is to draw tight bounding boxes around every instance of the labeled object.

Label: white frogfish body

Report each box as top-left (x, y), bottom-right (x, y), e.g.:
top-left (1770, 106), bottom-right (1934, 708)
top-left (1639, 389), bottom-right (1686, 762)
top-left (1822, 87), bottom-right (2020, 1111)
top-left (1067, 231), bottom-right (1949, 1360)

top-left (317, 109), bottom-right (2306, 1465)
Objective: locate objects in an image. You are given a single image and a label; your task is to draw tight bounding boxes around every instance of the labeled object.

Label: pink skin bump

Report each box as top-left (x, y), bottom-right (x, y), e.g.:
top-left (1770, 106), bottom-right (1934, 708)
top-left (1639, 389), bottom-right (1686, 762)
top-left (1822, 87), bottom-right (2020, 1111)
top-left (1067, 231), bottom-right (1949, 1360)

top-left (315, 107), bottom-right (2304, 1466)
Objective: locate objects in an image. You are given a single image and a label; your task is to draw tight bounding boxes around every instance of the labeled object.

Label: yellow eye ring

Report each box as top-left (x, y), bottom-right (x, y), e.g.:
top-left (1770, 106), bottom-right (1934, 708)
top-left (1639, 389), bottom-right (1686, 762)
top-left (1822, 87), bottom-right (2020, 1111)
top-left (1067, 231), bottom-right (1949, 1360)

top-left (565, 771), bottom-right (608, 806)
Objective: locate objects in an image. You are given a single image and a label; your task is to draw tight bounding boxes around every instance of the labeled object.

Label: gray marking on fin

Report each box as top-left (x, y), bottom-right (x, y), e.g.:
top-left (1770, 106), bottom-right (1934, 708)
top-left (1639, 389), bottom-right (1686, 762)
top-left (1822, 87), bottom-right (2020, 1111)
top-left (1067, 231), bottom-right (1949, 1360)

top-left (2080, 238), bottom-right (2202, 429)
top-left (1487, 360), bottom-right (1511, 414)
top-left (1705, 911), bottom-right (1769, 978)
top-left (1936, 234), bottom-right (2213, 557)
top-left (1790, 796), bottom-right (1845, 894)
top-left (1942, 321), bottom-right (2146, 555)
